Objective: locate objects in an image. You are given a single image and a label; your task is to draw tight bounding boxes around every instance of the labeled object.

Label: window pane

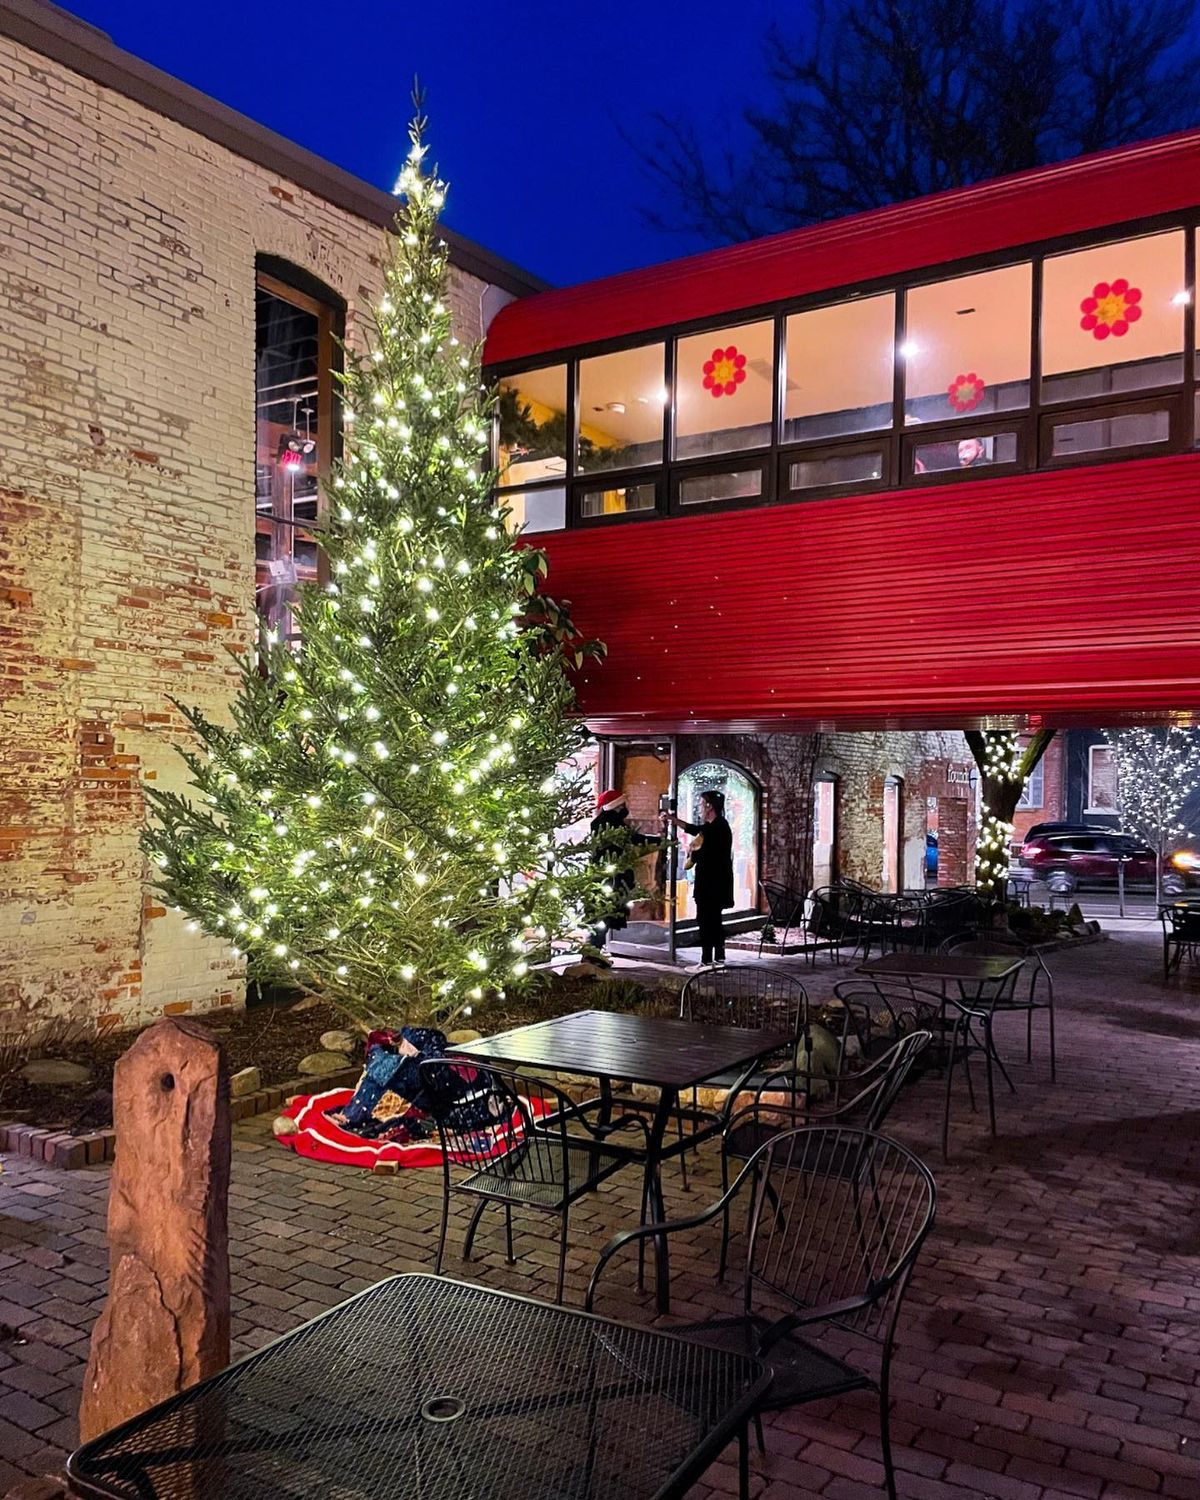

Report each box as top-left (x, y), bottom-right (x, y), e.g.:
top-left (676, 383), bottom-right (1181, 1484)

top-left (1048, 408), bottom-right (1169, 458)
top-left (674, 320), bottom-right (774, 459)
top-left (1087, 745), bottom-right (1118, 813)
top-left (784, 295), bottom-right (894, 441)
top-left (501, 487), bottom-right (566, 534)
top-left (903, 264), bottom-right (1032, 425)
top-left (577, 345), bottom-right (665, 472)
top-left (497, 366), bottom-right (568, 487)
top-left (1042, 231), bottom-right (1185, 401)
top-left (788, 449), bottom-right (884, 491)
top-left (255, 283), bottom-right (323, 636)
top-left (911, 431), bottom-right (1018, 475)
top-left (580, 481), bottom-right (656, 519)
top-left (677, 468), bottom-right (764, 507)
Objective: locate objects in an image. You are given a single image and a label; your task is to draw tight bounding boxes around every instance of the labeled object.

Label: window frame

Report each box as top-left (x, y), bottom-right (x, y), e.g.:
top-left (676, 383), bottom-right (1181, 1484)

top-left (1086, 743), bottom-right (1119, 816)
top-left (254, 267), bottom-right (344, 625)
top-left (902, 417), bottom-right (1030, 486)
top-left (486, 208), bottom-right (1200, 533)
top-left (1038, 393), bottom-right (1182, 469)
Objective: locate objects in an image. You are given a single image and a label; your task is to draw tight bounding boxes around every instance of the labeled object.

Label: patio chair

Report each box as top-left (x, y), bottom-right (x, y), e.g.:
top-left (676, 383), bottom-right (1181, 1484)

top-left (758, 879), bottom-right (806, 953)
top-left (809, 885), bottom-right (862, 963)
top-left (940, 931), bottom-right (1056, 1081)
top-left (420, 1059), bottom-right (647, 1303)
top-left (834, 977), bottom-right (1001, 1159)
top-left (716, 1031), bottom-right (932, 1278)
top-left (586, 1126), bottom-right (938, 1500)
top-left (670, 965), bottom-right (827, 1189)
top-left (1160, 904), bottom-right (1200, 981)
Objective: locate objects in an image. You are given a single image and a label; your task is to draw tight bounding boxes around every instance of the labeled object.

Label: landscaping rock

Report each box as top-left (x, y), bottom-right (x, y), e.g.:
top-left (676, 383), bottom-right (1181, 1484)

top-left (563, 961), bottom-right (607, 980)
top-left (319, 1029), bottom-right (356, 1055)
top-left (447, 1029), bottom-right (483, 1045)
top-left (229, 1066), bottom-right (261, 1098)
top-left (19, 1059), bottom-right (90, 1086)
top-left (297, 1050), bottom-right (352, 1077)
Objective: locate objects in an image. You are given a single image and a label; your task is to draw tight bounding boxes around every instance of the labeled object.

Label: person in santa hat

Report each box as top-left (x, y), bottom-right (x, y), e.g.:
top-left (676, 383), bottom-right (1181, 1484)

top-left (588, 789), bottom-right (657, 961)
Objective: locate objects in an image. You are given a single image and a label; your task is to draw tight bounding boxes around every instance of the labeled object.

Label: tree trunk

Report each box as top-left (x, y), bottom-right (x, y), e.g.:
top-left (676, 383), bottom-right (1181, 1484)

top-left (966, 728), bottom-right (1056, 901)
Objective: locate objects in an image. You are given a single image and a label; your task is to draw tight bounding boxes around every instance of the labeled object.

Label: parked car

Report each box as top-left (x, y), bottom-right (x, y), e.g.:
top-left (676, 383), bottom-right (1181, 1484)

top-left (1018, 827), bottom-right (1196, 895)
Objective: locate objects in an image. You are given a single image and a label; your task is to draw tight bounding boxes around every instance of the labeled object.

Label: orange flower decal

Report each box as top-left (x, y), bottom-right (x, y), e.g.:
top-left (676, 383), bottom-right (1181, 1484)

top-left (947, 372), bottom-right (985, 413)
top-left (1080, 278), bottom-right (1142, 340)
top-left (703, 345), bottom-right (747, 398)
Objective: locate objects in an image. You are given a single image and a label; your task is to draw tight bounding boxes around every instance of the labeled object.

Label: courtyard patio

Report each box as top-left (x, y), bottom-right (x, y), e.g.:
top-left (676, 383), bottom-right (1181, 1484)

top-left (2, 930), bottom-right (1199, 1499)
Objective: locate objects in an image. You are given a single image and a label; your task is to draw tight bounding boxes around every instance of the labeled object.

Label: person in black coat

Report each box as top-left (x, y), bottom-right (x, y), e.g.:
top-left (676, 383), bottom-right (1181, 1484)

top-left (588, 789), bottom-right (657, 959)
top-left (663, 788), bottom-right (734, 967)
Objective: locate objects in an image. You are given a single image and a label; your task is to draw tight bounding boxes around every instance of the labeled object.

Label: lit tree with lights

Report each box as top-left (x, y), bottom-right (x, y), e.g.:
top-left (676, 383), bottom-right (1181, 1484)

top-left (143, 107), bottom-right (622, 1030)
top-left (1105, 725), bottom-right (1200, 902)
top-left (966, 728), bottom-right (1055, 900)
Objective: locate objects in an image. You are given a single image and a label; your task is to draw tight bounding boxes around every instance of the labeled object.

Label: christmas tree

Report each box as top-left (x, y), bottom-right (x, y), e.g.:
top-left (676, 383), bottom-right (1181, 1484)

top-left (143, 107), bottom-right (621, 1029)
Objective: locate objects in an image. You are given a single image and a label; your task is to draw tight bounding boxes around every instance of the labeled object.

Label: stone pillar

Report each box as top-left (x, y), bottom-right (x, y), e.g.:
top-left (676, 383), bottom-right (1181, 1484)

top-left (79, 1018), bottom-right (231, 1443)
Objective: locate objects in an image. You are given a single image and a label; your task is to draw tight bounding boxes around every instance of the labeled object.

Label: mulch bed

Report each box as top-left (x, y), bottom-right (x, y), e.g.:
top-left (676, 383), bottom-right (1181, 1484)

top-left (0, 998), bottom-right (347, 1132)
top-left (0, 969), bottom-right (685, 1134)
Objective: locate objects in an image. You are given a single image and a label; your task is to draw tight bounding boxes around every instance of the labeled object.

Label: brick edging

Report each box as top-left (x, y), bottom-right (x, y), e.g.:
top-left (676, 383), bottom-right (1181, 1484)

top-left (0, 1064), bottom-right (362, 1170)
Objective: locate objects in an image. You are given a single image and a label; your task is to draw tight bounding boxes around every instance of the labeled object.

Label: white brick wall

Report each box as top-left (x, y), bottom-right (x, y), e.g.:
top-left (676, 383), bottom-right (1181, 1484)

top-left (0, 32), bottom-right (495, 1026)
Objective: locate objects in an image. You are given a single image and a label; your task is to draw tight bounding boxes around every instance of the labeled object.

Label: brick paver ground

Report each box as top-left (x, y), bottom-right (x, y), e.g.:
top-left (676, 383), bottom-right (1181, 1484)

top-left (2, 930), bottom-right (1200, 1498)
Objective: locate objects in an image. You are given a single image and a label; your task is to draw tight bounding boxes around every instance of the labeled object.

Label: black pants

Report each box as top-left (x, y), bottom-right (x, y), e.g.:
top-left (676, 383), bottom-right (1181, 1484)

top-left (696, 902), bottom-right (726, 964)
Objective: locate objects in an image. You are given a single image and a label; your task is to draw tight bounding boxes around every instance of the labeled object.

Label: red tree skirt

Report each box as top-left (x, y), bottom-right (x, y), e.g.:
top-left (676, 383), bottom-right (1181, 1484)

top-left (276, 1086), bottom-right (551, 1171)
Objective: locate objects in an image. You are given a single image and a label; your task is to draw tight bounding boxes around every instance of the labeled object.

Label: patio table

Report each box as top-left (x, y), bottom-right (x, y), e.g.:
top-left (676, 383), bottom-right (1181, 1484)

top-left (451, 1010), bottom-right (790, 1311)
top-left (67, 1273), bottom-right (770, 1500)
top-left (857, 950), bottom-right (1023, 1000)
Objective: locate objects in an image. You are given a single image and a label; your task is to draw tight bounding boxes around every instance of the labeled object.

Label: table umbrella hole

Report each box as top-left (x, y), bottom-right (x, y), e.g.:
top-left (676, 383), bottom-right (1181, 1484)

top-left (421, 1396), bottom-right (466, 1423)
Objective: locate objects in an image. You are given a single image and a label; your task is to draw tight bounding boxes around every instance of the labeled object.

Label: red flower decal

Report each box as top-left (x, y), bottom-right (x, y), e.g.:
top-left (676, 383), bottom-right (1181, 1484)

top-left (702, 345), bottom-right (747, 399)
top-left (947, 371), bottom-right (985, 413)
top-left (1080, 278), bottom-right (1142, 340)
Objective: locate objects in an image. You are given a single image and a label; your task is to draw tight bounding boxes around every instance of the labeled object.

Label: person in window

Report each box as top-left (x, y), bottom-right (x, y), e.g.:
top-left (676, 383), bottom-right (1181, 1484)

top-left (957, 436), bottom-right (988, 468)
top-left (663, 788), bottom-right (735, 969)
top-left (588, 789), bottom-right (657, 964)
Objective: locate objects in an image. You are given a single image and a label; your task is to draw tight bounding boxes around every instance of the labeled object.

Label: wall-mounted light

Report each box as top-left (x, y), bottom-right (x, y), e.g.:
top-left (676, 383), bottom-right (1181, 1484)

top-left (899, 340), bottom-right (922, 359)
top-left (1172, 289), bottom-right (1192, 306)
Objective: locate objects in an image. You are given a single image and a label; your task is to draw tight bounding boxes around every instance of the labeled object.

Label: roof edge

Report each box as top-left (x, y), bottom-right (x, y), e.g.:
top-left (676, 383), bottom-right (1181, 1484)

top-left (0, 0), bottom-right (548, 299)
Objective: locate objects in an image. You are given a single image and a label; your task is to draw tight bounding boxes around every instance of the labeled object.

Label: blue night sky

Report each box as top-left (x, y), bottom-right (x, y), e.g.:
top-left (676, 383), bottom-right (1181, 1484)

top-left (63, 0), bottom-right (781, 287)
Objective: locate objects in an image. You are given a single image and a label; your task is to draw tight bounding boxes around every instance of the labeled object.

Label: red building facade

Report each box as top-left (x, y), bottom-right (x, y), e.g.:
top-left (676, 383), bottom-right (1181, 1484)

top-left (484, 132), bottom-right (1200, 948)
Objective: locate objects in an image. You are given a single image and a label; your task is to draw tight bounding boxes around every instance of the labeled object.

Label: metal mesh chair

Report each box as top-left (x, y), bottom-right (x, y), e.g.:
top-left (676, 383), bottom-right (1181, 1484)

top-left (835, 976), bottom-right (1003, 1159)
top-left (717, 1032), bottom-right (932, 1279)
top-left (421, 1059), bottom-right (646, 1303)
top-left (940, 931), bottom-right (1057, 1080)
top-left (1160, 904), bottom-right (1200, 981)
top-left (587, 1126), bottom-right (937, 1500)
top-left (670, 965), bottom-right (820, 1189)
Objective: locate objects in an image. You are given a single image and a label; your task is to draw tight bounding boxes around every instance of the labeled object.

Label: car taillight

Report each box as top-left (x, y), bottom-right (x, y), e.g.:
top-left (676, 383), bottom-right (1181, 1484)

top-left (1021, 843), bottom-right (1041, 858)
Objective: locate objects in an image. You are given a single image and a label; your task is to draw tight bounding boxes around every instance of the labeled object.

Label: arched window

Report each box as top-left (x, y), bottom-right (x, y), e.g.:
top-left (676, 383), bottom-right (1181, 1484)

top-left (254, 258), bottom-right (345, 639)
top-left (677, 759), bottom-right (760, 916)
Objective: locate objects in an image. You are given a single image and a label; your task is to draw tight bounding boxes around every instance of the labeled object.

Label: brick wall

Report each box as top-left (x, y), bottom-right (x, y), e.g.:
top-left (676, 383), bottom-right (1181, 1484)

top-left (671, 729), bottom-right (976, 901)
top-left (0, 33), bottom-right (496, 1027)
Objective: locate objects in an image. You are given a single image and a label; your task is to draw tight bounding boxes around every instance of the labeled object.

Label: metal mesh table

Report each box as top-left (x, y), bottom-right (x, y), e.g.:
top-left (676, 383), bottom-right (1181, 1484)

top-left (68, 1274), bottom-right (769, 1500)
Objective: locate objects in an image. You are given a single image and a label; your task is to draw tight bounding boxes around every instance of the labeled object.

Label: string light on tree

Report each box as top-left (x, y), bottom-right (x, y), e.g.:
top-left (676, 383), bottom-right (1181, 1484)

top-left (1105, 724), bottom-right (1200, 903)
top-left (142, 98), bottom-right (616, 1030)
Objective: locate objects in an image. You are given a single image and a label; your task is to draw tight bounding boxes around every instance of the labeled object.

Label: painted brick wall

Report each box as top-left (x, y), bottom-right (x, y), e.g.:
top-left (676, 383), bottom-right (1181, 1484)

top-left (0, 33), bottom-right (494, 1027)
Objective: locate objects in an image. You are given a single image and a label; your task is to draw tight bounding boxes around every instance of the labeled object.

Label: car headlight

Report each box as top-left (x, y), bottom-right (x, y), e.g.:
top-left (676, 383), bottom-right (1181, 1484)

top-left (1171, 851), bottom-right (1200, 870)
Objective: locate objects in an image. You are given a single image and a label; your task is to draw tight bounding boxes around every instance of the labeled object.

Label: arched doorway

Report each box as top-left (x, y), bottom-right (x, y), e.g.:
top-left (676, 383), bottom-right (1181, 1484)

top-left (677, 759), bottom-right (761, 918)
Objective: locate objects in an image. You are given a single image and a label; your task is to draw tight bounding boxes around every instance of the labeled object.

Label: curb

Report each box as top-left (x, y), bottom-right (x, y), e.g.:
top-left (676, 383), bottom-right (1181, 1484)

top-left (0, 1065), bottom-right (361, 1171)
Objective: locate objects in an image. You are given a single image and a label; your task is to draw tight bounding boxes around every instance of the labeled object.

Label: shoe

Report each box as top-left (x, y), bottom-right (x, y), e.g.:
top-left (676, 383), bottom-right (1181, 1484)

top-left (713, 959), bottom-right (727, 968)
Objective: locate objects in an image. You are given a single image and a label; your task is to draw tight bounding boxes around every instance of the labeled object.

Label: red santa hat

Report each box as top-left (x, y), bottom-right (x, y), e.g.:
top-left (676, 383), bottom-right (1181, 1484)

top-left (596, 789), bottom-right (627, 812)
